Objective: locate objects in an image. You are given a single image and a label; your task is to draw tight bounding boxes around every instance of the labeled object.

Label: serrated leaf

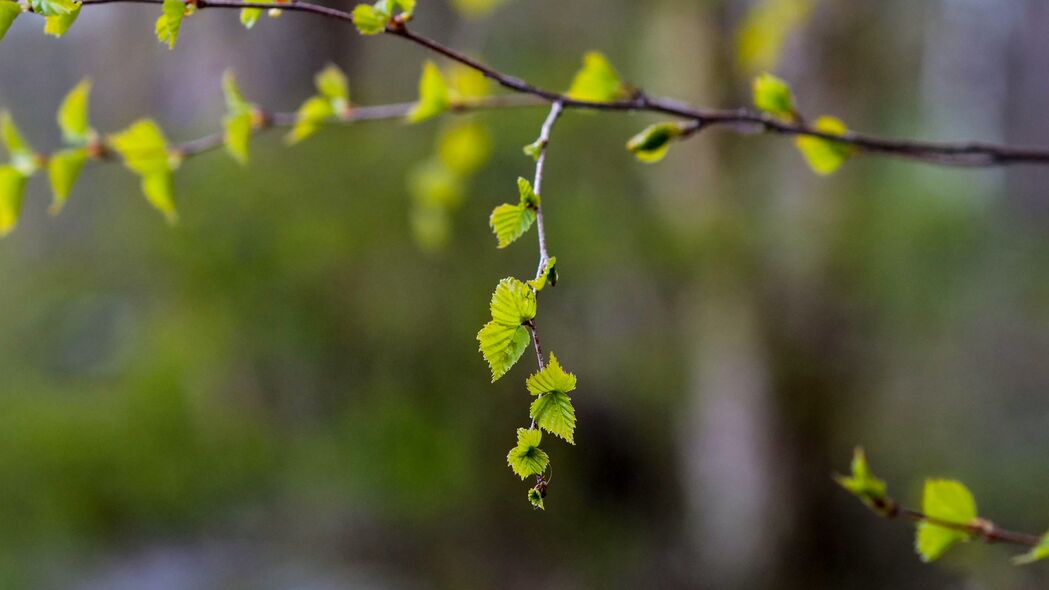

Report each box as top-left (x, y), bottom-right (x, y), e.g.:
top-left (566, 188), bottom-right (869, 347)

top-left (438, 120), bottom-right (491, 175)
top-left (834, 447), bottom-right (888, 512)
top-left (916, 479), bottom-right (978, 562)
top-left (0, 2), bottom-right (20, 43)
top-left (507, 428), bottom-right (548, 480)
top-left (527, 487), bottom-right (545, 510)
top-left (155, 0), bottom-right (186, 50)
top-left (528, 257), bottom-right (557, 291)
top-left (29, 0), bottom-right (76, 17)
top-left (477, 321), bottom-right (530, 382)
top-left (516, 176), bottom-right (539, 208)
top-left (47, 147), bottom-right (86, 214)
top-left (1013, 532), bottom-right (1049, 565)
top-left (566, 51), bottom-right (623, 102)
top-left (526, 352), bottom-right (576, 396)
top-left (351, 3), bottom-right (388, 35)
top-left (0, 165), bottom-right (26, 236)
top-left (796, 115), bottom-right (852, 175)
top-left (43, 2), bottom-right (79, 37)
top-left (752, 72), bottom-right (795, 120)
top-left (239, 0), bottom-right (272, 28)
top-left (489, 203), bottom-right (535, 249)
top-left (1, 112), bottom-right (37, 176)
top-left (315, 63), bottom-right (349, 109)
top-left (489, 277), bottom-right (536, 325)
top-left (286, 96), bottom-right (335, 145)
top-left (407, 61), bottom-right (450, 124)
top-left (57, 79), bottom-right (92, 145)
top-left (531, 390), bottom-right (575, 444)
top-left (626, 122), bottom-right (685, 163)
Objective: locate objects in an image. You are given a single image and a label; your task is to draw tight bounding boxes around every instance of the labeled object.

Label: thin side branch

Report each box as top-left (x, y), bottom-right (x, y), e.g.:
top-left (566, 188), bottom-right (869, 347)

top-left (66, 0), bottom-right (1049, 168)
top-left (868, 497), bottom-right (1043, 548)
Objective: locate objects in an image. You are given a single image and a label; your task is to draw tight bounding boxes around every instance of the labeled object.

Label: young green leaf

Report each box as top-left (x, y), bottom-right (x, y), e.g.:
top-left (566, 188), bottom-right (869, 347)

top-left (522, 138), bottom-right (543, 161)
top-left (407, 61), bottom-right (450, 124)
top-left (315, 63), bottom-right (349, 110)
top-left (391, 0), bottom-right (415, 17)
top-left (155, 0), bottom-right (187, 50)
top-left (516, 176), bottom-right (539, 208)
top-left (222, 71), bottom-right (255, 164)
top-left (57, 79), bottom-right (92, 145)
top-left (0, 165), bottom-right (27, 236)
top-left (47, 148), bottom-right (86, 214)
top-left (489, 276), bottom-right (536, 326)
top-left (438, 120), bottom-right (491, 176)
top-left (834, 447), bottom-right (889, 514)
top-left (29, 0), bottom-right (77, 17)
top-left (528, 257), bottom-right (557, 291)
top-left (489, 203), bottom-right (536, 249)
top-left (477, 320), bottom-right (530, 381)
top-left (43, 2), bottom-right (79, 37)
top-left (566, 52), bottom-right (623, 102)
top-left (916, 479), bottom-right (978, 562)
top-left (351, 3), bottom-right (388, 34)
top-left (1013, 532), bottom-right (1049, 565)
top-left (108, 119), bottom-right (179, 223)
top-left (239, 0), bottom-right (272, 28)
top-left (752, 72), bottom-right (795, 121)
top-left (528, 352), bottom-right (577, 444)
top-left (507, 428), bottom-right (549, 480)
top-left (626, 122), bottom-right (686, 163)
top-left (1, 111), bottom-right (38, 176)
top-left (287, 96), bottom-right (335, 145)
top-left (0, 2), bottom-right (20, 44)
top-left (796, 115), bottom-right (853, 175)
top-left (526, 352), bottom-right (576, 396)
top-left (527, 487), bottom-right (545, 510)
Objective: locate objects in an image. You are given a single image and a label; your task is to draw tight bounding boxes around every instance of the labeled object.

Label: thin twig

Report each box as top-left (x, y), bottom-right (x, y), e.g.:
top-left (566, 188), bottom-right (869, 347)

top-left (64, 0), bottom-right (1049, 168)
top-left (865, 498), bottom-right (1043, 548)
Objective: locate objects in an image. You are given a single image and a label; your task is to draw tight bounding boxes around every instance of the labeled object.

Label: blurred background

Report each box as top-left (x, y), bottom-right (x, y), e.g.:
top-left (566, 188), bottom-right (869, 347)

top-left (3, 0), bottom-right (1049, 587)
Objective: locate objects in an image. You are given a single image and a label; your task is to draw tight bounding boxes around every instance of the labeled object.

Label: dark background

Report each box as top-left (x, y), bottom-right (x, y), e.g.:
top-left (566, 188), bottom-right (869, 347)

top-left (3, 0), bottom-right (1049, 587)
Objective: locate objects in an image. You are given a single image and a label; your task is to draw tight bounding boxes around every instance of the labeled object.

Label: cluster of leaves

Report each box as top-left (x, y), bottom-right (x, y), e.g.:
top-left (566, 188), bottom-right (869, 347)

top-left (0, 0), bottom-right (82, 42)
top-left (837, 448), bottom-right (1049, 565)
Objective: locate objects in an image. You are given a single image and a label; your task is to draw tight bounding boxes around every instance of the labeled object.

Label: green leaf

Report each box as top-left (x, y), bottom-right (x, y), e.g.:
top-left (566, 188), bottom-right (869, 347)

top-left (155, 0), bottom-right (187, 50)
top-left (522, 138), bottom-right (543, 161)
top-left (916, 479), bottom-right (978, 562)
top-left (47, 148), bottom-right (86, 214)
top-left (752, 72), bottom-right (795, 120)
top-left (528, 353), bottom-right (578, 444)
top-left (391, 0), bottom-right (414, 17)
top-left (489, 203), bottom-right (535, 249)
top-left (29, 0), bottom-right (77, 17)
top-left (517, 176), bottom-right (539, 208)
top-left (626, 122), bottom-right (685, 164)
top-left (796, 115), bottom-right (853, 175)
top-left (408, 158), bottom-right (463, 208)
top-left (108, 119), bottom-right (179, 222)
top-left (834, 447), bottom-right (889, 513)
top-left (407, 61), bottom-right (450, 124)
top-left (528, 257), bottom-right (557, 291)
top-left (57, 78), bottom-right (92, 145)
top-left (286, 96), bottom-right (335, 145)
top-left (526, 352), bottom-right (576, 396)
top-left (351, 3), bottom-right (388, 35)
top-left (315, 63), bottom-right (349, 109)
top-left (0, 165), bottom-right (26, 236)
top-left (43, 1), bottom-right (79, 36)
top-left (477, 321), bottom-right (530, 381)
top-left (1014, 532), bottom-right (1049, 565)
top-left (0, 2), bottom-right (20, 43)
top-left (506, 428), bottom-right (548, 480)
top-left (527, 487), bottom-right (545, 510)
top-left (239, 0), bottom-right (272, 28)
top-left (488, 276), bottom-right (536, 325)
top-left (438, 120), bottom-right (491, 176)
top-left (566, 51), bottom-right (623, 102)
top-left (222, 71), bottom-right (255, 164)
top-left (1, 111), bottom-right (38, 176)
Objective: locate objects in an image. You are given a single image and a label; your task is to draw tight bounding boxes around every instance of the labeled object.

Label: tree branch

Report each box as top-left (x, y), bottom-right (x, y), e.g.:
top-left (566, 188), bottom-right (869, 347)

top-left (67, 0), bottom-right (1049, 168)
top-left (865, 497), bottom-right (1043, 549)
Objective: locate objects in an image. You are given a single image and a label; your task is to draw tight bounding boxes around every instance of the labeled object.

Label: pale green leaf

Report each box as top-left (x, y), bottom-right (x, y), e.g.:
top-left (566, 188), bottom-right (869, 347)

top-left (286, 96), bottom-right (335, 144)
top-left (221, 70), bottom-right (252, 115)
top-left (47, 147), bottom-right (86, 214)
top-left (528, 257), bottom-right (557, 291)
top-left (752, 72), bottom-right (795, 120)
top-left (1014, 532), bottom-right (1049, 565)
top-left (796, 115), bottom-right (852, 175)
top-left (224, 112), bottom-right (252, 165)
top-left (516, 176), bottom-right (539, 208)
top-left (43, 2), bottom-right (79, 37)
top-left (626, 122), bottom-right (685, 164)
top-left (0, 2), bottom-right (20, 43)
top-left (488, 276), bottom-right (536, 325)
top-left (0, 165), bottom-right (26, 236)
top-left (477, 321), bottom-right (530, 382)
top-left (916, 479), bottom-right (978, 562)
top-left (531, 390), bottom-right (575, 444)
top-left (29, 0), bottom-right (77, 17)
top-left (57, 78), bottom-right (92, 145)
top-left (1, 111), bottom-right (38, 176)
top-left (450, 0), bottom-right (506, 19)
top-left (526, 352), bottom-right (576, 396)
top-left (141, 171), bottom-right (178, 224)
top-left (351, 3), bottom-right (388, 35)
top-left (506, 428), bottom-right (548, 480)
top-left (566, 51), bottom-right (623, 102)
top-left (527, 487), bottom-right (545, 510)
top-left (736, 0), bottom-right (815, 73)
top-left (489, 203), bottom-right (535, 249)
top-left (407, 61), bottom-right (450, 124)
top-left (239, 0), bottom-right (272, 28)
top-left (315, 63), bottom-right (349, 108)
top-left (408, 158), bottom-right (463, 208)
top-left (438, 120), bottom-right (491, 175)
top-left (155, 0), bottom-right (186, 50)
top-left (834, 447), bottom-right (888, 512)
top-left (522, 138), bottom-right (543, 161)
top-left (108, 118), bottom-right (171, 176)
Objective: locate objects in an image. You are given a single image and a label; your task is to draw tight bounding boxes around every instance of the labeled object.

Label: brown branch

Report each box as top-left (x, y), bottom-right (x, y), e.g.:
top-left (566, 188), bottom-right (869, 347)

top-left (68, 0), bottom-right (1049, 168)
top-left (865, 497), bottom-right (1043, 549)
